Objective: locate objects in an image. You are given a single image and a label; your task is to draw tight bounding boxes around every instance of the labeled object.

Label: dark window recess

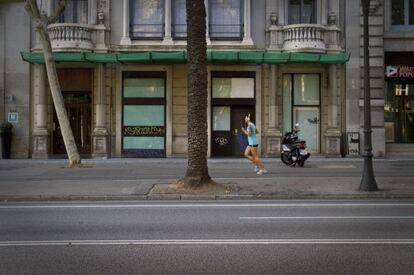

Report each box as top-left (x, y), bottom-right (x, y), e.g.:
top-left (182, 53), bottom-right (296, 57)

top-left (391, 0), bottom-right (414, 26)
top-left (172, 0), bottom-right (187, 39)
top-left (209, 0), bottom-right (244, 40)
top-left (59, 0), bottom-right (88, 24)
top-left (392, 0), bottom-right (405, 25)
top-left (130, 0), bottom-right (165, 39)
top-left (288, 0), bottom-right (316, 24)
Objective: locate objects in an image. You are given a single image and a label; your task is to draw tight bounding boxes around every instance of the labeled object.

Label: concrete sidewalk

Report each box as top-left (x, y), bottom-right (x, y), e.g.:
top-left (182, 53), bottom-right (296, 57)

top-left (0, 158), bottom-right (414, 201)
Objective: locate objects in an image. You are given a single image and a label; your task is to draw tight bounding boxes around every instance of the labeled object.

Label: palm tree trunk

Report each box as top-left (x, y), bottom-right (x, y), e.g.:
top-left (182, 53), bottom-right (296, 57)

top-left (25, 0), bottom-right (80, 167)
top-left (178, 0), bottom-right (213, 188)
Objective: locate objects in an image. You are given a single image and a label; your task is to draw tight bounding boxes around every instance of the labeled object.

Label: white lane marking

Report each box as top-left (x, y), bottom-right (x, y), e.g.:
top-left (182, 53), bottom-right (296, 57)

top-left (1, 239), bottom-right (414, 247)
top-left (316, 165), bottom-right (355, 169)
top-left (1, 203), bottom-right (414, 209)
top-left (240, 216), bottom-right (414, 220)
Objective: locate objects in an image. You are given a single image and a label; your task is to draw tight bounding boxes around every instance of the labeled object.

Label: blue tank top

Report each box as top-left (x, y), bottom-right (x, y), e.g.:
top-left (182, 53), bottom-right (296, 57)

top-left (247, 122), bottom-right (258, 146)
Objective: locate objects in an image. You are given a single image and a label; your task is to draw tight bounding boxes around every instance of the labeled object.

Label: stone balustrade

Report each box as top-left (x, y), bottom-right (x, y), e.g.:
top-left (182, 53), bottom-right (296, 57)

top-left (47, 23), bottom-right (107, 52)
top-left (267, 23), bottom-right (342, 53)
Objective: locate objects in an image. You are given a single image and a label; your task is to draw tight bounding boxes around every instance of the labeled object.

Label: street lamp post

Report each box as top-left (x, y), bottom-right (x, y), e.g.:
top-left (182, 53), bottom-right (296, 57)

top-left (360, 0), bottom-right (378, 191)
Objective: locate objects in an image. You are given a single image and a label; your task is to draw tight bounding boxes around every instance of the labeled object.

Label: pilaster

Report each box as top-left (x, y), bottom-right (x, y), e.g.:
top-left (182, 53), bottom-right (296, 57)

top-left (92, 64), bottom-right (109, 158)
top-left (32, 64), bottom-right (49, 159)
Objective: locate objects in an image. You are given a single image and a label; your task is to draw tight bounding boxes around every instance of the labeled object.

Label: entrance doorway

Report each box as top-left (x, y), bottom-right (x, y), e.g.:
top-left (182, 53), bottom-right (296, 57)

top-left (283, 74), bottom-right (321, 153)
top-left (53, 68), bottom-right (92, 155)
top-left (211, 106), bottom-right (254, 157)
top-left (211, 72), bottom-right (256, 157)
top-left (385, 83), bottom-right (414, 143)
top-left (53, 92), bottom-right (92, 154)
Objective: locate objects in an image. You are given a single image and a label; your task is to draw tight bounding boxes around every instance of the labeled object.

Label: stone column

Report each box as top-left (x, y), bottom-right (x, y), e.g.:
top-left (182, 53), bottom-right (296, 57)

top-left (92, 64), bottom-right (109, 158)
top-left (32, 64), bottom-right (49, 159)
top-left (46, 0), bottom-right (54, 16)
top-left (205, 0), bottom-right (211, 44)
top-left (266, 64), bottom-right (282, 156)
top-left (120, 0), bottom-right (132, 45)
top-left (325, 64), bottom-right (341, 156)
top-left (242, 0), bottom-right (253, 45)
top-left (163, 0), bottom-right (173, 44)
top-left (89, 0), bottom-right (98, 25)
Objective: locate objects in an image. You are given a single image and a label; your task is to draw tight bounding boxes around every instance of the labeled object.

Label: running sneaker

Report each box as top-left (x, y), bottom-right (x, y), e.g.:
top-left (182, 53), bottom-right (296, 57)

top-left (254, 166), bottom-right (259, 172)
top-left (257, 169), bottom-right (268, 175)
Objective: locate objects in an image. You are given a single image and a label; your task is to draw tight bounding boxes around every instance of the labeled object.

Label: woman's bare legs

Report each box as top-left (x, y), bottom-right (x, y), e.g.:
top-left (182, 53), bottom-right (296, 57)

top-left (251, 147), bottom-right (265, 170)
top-left (244, 146), bottom-right (256, 165)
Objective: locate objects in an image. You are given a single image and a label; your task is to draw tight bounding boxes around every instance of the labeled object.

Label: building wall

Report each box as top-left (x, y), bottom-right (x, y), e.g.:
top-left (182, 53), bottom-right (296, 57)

top-left (345, 0), bottom-right (386, 157)
top-left (0, 1), bottom-right (31, 158)
top-left (11, 0), bottom-right (377, 158)
top-left (172, 64), bottom-right (188, 156)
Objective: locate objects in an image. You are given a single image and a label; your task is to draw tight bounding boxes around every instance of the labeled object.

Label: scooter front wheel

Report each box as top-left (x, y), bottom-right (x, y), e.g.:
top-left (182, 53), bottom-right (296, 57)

top-left (281, 153), bottom-right (293, 165)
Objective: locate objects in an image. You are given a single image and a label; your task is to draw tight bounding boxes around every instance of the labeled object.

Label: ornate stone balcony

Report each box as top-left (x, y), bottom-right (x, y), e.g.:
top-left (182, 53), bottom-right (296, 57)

top-left (267, 23), bottom-right (342, 53)
top-left (47, 23), bottom-right (107, 52)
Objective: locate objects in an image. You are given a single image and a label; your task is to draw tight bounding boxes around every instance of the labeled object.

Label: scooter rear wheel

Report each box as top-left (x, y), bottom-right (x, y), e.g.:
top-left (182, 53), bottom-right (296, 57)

top-left (281, 153), bottom-right (293, 165)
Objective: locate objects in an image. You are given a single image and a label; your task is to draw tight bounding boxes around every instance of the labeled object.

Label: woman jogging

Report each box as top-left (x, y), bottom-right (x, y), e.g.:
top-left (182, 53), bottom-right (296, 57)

top-left (241, 113), bottom-right (267, 175)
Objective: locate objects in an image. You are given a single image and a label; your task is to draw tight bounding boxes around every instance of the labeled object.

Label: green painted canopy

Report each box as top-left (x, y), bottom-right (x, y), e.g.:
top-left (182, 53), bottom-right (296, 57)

top-left (21, 51), bottom-right (350, 65)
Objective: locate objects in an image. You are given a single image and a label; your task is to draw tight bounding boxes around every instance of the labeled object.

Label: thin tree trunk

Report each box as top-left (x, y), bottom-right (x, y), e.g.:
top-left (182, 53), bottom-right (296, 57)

top-left (177, 0), bottom-right (213, 188)
top-left (25, 0), bottom-right (80, 167)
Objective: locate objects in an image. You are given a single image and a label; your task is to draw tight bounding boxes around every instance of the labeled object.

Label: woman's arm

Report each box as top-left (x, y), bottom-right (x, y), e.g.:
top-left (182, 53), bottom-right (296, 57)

top-left (241, 127), bottom-right (250, 136)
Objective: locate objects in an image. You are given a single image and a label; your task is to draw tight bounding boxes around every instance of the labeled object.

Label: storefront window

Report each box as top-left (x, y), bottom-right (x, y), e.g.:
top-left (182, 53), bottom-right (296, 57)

top-left (123, 105), bottom-right (165, 126)
top-left (293, 74), bottom-right (320, 105)
top-left (385, 83), bottom-right (414, 143)
top-left (122, 73), bottom-right (166, 157)
top-left (124, 78), bottom-right (165, 98)
top-left (213, 107), bottom-right (231, 131)
top-left (212, 77), bottom-right (254, 98)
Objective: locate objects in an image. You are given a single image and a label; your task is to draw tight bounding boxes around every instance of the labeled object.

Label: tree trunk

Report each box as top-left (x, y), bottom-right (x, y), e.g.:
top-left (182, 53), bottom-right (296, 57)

top-left (178, 0), bottom-right (213, 188)
top-left (25, 0), bottom-right (80, 167)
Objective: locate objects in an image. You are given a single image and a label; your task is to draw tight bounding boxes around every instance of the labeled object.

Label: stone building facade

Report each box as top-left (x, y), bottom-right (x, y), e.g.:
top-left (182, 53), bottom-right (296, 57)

top-left (2, 0), bottom-right (360, 159)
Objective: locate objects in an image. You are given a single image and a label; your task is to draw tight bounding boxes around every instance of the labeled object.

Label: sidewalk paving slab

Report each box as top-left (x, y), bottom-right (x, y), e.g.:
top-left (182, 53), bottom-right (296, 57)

top-left (1, 158), bottom-right (414, 201)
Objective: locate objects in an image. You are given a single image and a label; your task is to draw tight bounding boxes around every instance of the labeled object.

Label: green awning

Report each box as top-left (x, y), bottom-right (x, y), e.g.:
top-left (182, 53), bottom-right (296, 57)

top-left (263, 52), bottom-right (291, 64)
top-left (151, 51), bottom-right (186, 63)
top-left (117, 52), bottom-right (151, 63)
top-left (21, 51), bottom-right (350, 65)
top-left (290, 52), bottom-right (321, 63)
top-left (238, 51), bottom-right (264, 63)
top-left (84, 52), bottom-right (117, 63)
top-left (21, 52), bottom-right (85, 63)
top-left (319, 52), bottom-right (351, 64)
top-left (208, 51), bottom-right (239, 62)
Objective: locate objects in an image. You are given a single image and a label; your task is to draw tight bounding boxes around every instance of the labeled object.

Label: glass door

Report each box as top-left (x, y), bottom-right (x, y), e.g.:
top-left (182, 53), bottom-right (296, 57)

top-left (293, 107), bottom-right (320, 153)
top-left (385, 83), bottom-right (414, 143)
top-left (283, 74), bottom-right (320, 153)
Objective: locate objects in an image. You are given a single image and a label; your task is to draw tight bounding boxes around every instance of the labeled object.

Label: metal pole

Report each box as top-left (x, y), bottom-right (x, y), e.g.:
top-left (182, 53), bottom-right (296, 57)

top-left (360, 0), bottom-right (378, 191)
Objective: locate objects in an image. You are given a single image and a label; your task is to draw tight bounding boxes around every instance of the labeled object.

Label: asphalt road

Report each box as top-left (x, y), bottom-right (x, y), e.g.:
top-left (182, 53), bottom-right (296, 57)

top-left (1, 200), bottom-right (414, 274)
